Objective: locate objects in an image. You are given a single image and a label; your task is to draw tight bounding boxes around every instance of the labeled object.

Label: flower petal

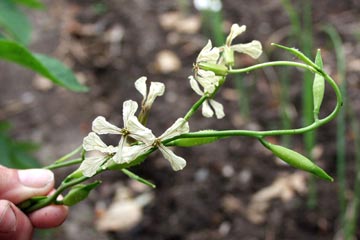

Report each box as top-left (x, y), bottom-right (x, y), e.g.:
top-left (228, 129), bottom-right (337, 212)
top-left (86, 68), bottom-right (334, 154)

top-left (158, 144), bottom-right (186, 171)
top-left (231, 40), bottom-right (262, 59)
top-left (122, 144), bottom-right (152, 163)
top-left (196, 40), bottom-right (220, 64)
top-left (135, 76), bottom-right (148, 101)
top-left (79, 156), bottom-right (106, 177)
top-left (202, 100), bottom-right (214, 118)
top-left (127, 116), bottom-right (155, 144)
top-left (123, 100), bottom-right (138, 126)
top-left (83, 132), bottom-right (118, 153)
top-left (159, 118), bottom-right (189, 140)
top-left (145, 81), bottom-right (165, 108)
top-left (112, 136), bottom-right (126, 163)
top-left (92, 116), bottom-right (122, 135)
top-left (197, 69), bottom-right (220, 94)
top-left (189, 76), bottom-right (204, 96)
top-left (209, 99), bottom-right (225, 119)
top-left (225, 24), bottom-right (246, 46)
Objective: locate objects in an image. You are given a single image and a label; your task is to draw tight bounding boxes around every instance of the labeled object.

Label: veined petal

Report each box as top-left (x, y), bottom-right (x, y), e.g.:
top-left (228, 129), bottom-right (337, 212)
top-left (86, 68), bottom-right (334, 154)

top-left (145, 81), bottom-right (165, 108)
top-left (127, 116), bottom-right (155, 144)
top-left (112, 136), bottom-right (126, 163)
top-left (158, 144), bottom-right (186, 171)
top-left (189, 76), bottom-right (204, 96)
top-left (79, 156), bottom-right (106, 177)
top-left (209, 99), bottom-right (225, 119)
top-left (202, 100), bottom-right (214, 118)
top-left (123, 100), bottom-right (138, 125)
top-left (197, 40), bottom-right (220, 64)
top-left (159, 118), bottom-right (189, 140)
top-left (231, 40), bottom-right (262, 59)
top-left (83, 132), bottom-right (118, 153)
top-left (197, 69), bottom-right (220, 94)
top-left (135, 76), bottom-right (148, 100)
top-left (122, 144), bottom-right (152, 163)
top-left (225, 24), bottom-right (246, 46)
top-left (92, 116), bottom-right (122, 135)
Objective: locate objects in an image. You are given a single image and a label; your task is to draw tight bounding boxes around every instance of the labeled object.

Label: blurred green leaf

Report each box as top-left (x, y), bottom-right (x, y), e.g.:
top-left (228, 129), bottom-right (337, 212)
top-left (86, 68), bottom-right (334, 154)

top-left (0, 1), bottom-right (31, 45)
top-left (13, 0), bottom-right (44, 9)
top-left (0, 40), bottom-right (88, 92)
top-left (0, 121), bottom-right (40, 169)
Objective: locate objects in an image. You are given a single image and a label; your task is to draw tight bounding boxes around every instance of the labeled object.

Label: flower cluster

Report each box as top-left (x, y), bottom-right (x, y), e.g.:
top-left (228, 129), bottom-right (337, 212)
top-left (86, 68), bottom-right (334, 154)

top-left (80, 23), bottom-right (263, 177)
top-left (189, 23), bottom-right (262, 119)
top-left (79, 77), bottom-right (189, 177)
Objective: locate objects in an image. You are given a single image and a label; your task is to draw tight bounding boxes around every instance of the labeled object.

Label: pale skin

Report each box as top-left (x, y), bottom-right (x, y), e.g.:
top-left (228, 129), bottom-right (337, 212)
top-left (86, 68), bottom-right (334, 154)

top-left (0, 165), bottom-right (68, 240)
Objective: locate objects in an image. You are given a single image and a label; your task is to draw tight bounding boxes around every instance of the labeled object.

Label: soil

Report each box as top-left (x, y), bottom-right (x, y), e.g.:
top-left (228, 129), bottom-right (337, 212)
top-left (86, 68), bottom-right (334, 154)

top-left (0, 0), bottom-right (359, 239)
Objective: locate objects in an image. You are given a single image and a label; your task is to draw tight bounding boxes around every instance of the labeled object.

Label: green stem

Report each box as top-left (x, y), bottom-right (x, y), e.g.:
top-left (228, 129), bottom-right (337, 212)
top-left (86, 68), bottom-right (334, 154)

top-left (53, 146), bottom-right (82, 163)
top-left (184, 95), bottom-right (208, 121)
top-left (44, 158), bottom-right (83, 170)
top-left (23, 175), bottom-right (90, 213)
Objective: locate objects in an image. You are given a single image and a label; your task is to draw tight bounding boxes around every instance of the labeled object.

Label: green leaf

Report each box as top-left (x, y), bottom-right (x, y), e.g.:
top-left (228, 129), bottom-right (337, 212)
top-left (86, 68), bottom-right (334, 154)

top-left (312, 49), bottom-right (325, 119)
top-left (13, 0), bottom-right (44, 9)
top-left (0, 40), bottom-right (88, 92)
top-left (0, 1), bottom-right (31, 45)
top-left (0, 121), bottom-right (40, 169)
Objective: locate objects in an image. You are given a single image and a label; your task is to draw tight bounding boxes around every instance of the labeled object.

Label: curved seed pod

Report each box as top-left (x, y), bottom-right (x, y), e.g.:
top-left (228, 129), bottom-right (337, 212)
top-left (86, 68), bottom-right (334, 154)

top-left (312, 49), bottom-right (325, 119)
top-left (63, 181), bottom-right (101, 206)
top-left (261, 139), bottom-right (333, 181)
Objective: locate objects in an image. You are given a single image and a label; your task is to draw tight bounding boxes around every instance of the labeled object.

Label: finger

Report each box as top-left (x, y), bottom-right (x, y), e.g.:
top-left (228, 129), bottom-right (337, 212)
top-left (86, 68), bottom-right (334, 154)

top-left (0, 200), bottom-right (33, 240)
top-left (0, 166), bottom-right (54, 204)
top-left (29, 204), bottom-right (68, 228)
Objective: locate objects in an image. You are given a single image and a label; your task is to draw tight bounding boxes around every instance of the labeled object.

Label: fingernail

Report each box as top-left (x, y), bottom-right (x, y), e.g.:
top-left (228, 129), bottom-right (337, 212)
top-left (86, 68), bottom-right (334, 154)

top-left (0, 201), bottom-right (16, 233)
top-left (18, 169), bottom-right (54, 188)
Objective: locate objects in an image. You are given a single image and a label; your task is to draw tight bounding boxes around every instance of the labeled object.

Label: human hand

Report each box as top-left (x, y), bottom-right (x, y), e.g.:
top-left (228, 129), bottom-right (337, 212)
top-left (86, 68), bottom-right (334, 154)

top-left (0, 165), bottom-right (68, 240)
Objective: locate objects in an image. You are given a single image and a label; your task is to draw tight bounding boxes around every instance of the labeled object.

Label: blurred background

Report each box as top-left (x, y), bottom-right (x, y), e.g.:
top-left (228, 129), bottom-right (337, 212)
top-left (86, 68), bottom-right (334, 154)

top-left (0, 0), bottom-right (359, 239)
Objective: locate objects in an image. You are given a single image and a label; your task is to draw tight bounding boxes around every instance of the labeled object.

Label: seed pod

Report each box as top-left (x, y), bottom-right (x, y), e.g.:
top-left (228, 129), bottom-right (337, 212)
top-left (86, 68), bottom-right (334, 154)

top-left (167, 130), bottom-right (222, 147)
top-left (261, 139), bottom-right (333, 181)
top-left (312, 49), bottom-right (325, 119)
top-left (63, 181), bottom-right (101, 206)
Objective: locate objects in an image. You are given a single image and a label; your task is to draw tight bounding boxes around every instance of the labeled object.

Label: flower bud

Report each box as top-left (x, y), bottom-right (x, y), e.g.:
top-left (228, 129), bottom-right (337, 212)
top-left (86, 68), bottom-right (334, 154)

top-left (63, 181), bottom-right (101, 206)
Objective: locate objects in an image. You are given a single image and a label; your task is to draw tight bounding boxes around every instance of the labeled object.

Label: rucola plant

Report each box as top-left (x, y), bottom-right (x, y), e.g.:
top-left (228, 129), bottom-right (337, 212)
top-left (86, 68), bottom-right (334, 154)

top-left (19, 24), bottom-right (343, 212)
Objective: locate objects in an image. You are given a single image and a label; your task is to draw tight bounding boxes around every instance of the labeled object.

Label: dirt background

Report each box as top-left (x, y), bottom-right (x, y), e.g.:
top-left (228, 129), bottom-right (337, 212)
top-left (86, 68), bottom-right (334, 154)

top-left (0, 0), bottom-right (360, 239)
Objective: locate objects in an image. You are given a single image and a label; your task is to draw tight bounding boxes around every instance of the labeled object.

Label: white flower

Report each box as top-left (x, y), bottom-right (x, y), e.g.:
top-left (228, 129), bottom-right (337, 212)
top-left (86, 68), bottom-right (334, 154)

top-left (92, 100), bottom-right (154, 164)
top-left (189, 76), bottom-right (225, 119)
top-left (135, 76), bottom-right (165, 110)
top-left (122, 118), bottom-right (190, 171)
top-left (224, 24), bottom-right (262, 59)
top-left (79, 132), bottom-right (118, 177)
top-left (195, 69), bottom-right (222, 94)
top-left (196, 40), bottom-right (220, 64)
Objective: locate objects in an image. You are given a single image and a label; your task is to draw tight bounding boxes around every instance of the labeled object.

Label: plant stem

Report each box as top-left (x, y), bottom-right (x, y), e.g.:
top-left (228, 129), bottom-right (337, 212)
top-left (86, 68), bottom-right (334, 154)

top-left (44, 158), bottom-right (83, 170)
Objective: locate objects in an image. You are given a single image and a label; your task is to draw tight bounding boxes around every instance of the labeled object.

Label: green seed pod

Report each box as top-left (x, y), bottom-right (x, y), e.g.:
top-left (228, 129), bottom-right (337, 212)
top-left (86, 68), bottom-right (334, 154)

top-left (312, 49), bottom-right (325, 119)
top-left (167, 130), bottom-right (222, 147)
top-left (63, 181), bottom-right (101, 206)
top-left (261, 139), bottom-right (333, 181)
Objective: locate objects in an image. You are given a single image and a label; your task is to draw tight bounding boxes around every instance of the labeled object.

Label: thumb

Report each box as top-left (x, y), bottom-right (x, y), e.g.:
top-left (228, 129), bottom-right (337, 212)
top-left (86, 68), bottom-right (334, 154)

top-left (0, 166), bottom-right (54, 204)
